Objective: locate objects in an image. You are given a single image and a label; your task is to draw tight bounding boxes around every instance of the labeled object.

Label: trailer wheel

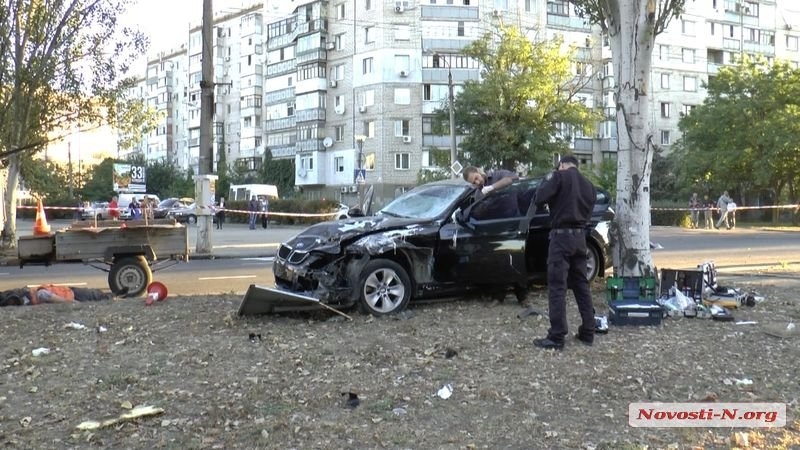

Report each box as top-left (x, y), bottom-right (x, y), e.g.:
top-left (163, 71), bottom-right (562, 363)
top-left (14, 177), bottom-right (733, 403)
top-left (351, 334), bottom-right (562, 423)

top-left (108, 256), bottom-right (153, 297)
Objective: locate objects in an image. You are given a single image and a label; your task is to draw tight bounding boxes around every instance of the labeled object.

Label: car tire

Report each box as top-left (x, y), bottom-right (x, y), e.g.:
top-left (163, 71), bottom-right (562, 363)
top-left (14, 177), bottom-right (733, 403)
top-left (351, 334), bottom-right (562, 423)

top-left (108, 255), bottom-right (153, 297)
top-left (358, 259), bottom-right (412, 316)
top-left (586, 244), bottom-right (601, 282)
top-left (187, 215), bottom-right (197, 225)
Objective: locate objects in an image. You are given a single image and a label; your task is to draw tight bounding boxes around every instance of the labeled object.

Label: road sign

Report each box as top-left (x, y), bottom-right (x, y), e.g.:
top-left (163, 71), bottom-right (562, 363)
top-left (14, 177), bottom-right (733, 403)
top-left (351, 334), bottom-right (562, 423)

top-left (354, 168), bottom-right (366, 184)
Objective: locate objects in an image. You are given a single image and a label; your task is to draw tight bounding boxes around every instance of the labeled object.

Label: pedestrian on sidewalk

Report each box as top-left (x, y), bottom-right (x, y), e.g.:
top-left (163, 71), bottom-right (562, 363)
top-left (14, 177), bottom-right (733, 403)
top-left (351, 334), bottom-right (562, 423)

top-left (248, 195), bottom-right (259, 230)
top-left (715, 191), bottom-right (733, 230)
top-left (216, 197), bottom-right (225, 229)
top-left (261, 197), bottom-right (270, 229)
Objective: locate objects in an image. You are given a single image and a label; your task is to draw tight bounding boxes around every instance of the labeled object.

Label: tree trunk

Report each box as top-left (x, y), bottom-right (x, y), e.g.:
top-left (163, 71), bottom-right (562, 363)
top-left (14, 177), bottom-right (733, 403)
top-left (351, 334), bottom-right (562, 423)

top-left (2, 155), bottom-right (20, 249)
top-left (609, 0), bottom-right (657, 277)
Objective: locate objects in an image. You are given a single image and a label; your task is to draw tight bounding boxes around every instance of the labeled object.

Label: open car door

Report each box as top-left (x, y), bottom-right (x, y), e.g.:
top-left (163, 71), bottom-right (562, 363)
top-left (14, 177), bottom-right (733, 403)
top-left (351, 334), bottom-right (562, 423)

top-left (448, 183), bottom-right (532, 287)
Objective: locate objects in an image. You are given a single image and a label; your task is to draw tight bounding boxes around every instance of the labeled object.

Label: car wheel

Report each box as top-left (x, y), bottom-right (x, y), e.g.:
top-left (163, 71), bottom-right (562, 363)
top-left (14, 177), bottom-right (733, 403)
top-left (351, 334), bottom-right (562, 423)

top-left (358, 259), bottom-right (412, 316)
top-left (108, 255), bottom-right (153, 297)
top-left (586, 244), bottom-right (601, 282)
top-left (187, 215), bottom-right (197, 224)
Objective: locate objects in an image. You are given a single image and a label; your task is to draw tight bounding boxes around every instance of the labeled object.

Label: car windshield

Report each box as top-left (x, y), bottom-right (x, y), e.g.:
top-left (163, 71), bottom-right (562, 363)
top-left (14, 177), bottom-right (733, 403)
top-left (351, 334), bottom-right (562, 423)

top-left (379, 184), bottom-right (467, 219)
top-left (157, 199), bottom-right (175, 208)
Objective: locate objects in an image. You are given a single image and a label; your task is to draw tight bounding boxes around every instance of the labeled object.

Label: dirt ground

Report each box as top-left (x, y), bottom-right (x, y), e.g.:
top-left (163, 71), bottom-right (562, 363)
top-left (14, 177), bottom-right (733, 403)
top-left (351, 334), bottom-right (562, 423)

top-left (1, 275), bottom-right (799, 450)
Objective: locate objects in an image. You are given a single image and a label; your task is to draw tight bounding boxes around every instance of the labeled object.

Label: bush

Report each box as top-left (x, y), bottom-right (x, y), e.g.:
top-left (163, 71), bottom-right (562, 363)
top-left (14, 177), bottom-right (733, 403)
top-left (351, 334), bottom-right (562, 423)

top-left (651, 202), bottom-right (690, 227)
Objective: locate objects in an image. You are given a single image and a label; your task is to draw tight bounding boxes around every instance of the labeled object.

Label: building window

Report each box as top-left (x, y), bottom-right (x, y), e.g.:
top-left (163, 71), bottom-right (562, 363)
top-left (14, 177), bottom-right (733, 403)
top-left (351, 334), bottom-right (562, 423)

top-left (683, 76), bottom-right (697, 91)
top-left (334, 156), bottom-right (345, 172)
top-left (335, 125), bottom-right (345, 141)
top-left (682, 20), bottom-right (695, 36)
top-left (525, 0), bottom-right (532, 11)
top-left (787, 36), bottom-right (798, 51)
top-left (395, 153), bottom-right (411, 170)
top-left (394, 119), bottom-right (410, 137)
top-left (395, 54), bottom-right (410, 72)
top-left (362, 57), bottom-right (373, 74)
top-left (661, 73), bottom-right (670, 89)
top-left (660, 130), bottom-right (670, 145)
top-left (363, 120), bottom-right (375, 138)
top-left (364, 26), bottom-right (373, 44)
top-left (331, 64), bottom-right (345, 80)
top-left (394, 88), bottom-right (411, 105)
top-left (364, 152), bottom-right (375, 170)
top-left (335, 33), bottom-right (344, 50)
top-left (361, 90), bottom-right (375, 107)
top-left (365, 0), bottom-right (371, 10)
top-left (457, 21), bottom-right (465, 37)
top-left (334, 95), bottom-right (344, 108)
top-left (660, 102), bottom-right (670, 118)
top-left (681, 104), bottom-right (695, 116)
top-left (547, 0), bottom-right (569, 16)
top-left (336, 3), bottom-right (345, 19)
top-left (300, 156), bottom-right (314, 170)
top-left (659, 45), bottom-right (668, 61)
top-left (682, 48), bottom-right (695, 64)
top-left (244, 116), bottom-right (252, 127)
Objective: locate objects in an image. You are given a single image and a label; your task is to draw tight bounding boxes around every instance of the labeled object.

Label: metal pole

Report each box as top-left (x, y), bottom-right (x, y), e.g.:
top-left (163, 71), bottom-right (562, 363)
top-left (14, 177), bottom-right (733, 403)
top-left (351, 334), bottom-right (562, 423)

top-left (739, 2), bottom-right (744, 61)
top-left (357, 139), bottom-right (364, 209)
top-left (448, 68), bottom-right (457, 177)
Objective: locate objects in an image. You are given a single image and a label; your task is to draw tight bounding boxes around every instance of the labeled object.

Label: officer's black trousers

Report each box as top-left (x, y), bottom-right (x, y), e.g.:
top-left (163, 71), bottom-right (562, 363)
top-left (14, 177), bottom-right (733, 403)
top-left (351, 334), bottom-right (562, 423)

top-left (546, 231), bottom-right (594, 343)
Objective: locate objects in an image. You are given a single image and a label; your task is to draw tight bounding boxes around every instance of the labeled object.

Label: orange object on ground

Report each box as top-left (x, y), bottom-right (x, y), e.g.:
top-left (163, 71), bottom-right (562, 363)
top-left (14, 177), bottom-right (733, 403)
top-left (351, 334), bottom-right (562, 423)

top-left (33, 198), bottom-right (51, 235)
top-left (29, 285), bottom-right (75, 305)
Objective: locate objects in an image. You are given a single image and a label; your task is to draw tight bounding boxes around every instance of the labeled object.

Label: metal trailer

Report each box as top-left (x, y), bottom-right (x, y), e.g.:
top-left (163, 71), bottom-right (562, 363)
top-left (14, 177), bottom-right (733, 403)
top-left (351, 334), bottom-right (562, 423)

top-left (17, 219), bottom-right (189, 297)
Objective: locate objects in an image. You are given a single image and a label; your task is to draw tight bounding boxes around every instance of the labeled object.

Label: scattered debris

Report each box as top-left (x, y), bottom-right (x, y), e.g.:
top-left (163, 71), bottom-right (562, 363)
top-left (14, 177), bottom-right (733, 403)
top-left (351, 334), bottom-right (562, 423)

top-left (76, 405), bottom-right (164, 431)
top-left (517, 306), bottom-right (544, 319)
top-left (341, 392), bottom-right (359, 409)
top-left (435, 383), bottom-right (453, 399)
top-left (32, 347), bottom-right (50, 357)
top-left (64, 322), bottom-right (86, 330)
top-left (735, 321), bottom-right (758, 325)
top-left (444, 348), bottom-right (458, 359)
top-left (392, 406), bottom-right (408, 416)
top-left (97, 326), bottom-right (108, 333)
top-left (249, 333), bottom-right (262, 343)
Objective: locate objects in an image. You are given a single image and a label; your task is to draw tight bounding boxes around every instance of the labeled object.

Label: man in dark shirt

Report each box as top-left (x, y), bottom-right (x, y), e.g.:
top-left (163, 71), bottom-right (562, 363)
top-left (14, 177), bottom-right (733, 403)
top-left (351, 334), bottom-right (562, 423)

top-left (462, 166), bottom-right (517, 195)
top-left (532, 155), bottom-right (597, 350)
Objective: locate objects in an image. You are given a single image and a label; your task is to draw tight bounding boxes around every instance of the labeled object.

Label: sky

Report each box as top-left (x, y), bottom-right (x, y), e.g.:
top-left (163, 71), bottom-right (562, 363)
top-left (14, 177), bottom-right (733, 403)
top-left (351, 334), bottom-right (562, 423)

top-left (119, 0), bottom-right (258, 72)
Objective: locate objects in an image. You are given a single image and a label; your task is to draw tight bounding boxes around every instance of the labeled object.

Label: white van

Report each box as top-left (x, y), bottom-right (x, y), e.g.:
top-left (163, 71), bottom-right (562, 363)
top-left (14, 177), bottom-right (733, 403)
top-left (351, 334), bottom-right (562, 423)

top-left (228, 184), bottom-right (278, 201)
top-left (117, 193), bottom-right (160, 219)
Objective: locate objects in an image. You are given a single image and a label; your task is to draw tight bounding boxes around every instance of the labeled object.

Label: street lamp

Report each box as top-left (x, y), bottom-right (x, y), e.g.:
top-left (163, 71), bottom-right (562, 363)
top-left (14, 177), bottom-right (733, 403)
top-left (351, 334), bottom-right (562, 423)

top-left (738, 1), bottom-right (750, 61)
top-left (355, 134), bottom-right (366, 209)
top-left (432, 52), bottom-right (459, 178)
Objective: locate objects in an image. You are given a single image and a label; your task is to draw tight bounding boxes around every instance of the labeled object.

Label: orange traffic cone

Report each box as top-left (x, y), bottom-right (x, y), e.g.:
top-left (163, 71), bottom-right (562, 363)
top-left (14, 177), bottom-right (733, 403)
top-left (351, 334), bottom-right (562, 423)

top-left (33, 197), bottom-right (51, 235)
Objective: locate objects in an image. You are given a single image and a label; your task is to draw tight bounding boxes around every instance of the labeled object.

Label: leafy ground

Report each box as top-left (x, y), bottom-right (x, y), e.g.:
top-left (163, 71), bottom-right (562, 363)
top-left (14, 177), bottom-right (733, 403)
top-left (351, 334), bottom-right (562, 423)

top-left (1, 277), bottom-right (799, 450)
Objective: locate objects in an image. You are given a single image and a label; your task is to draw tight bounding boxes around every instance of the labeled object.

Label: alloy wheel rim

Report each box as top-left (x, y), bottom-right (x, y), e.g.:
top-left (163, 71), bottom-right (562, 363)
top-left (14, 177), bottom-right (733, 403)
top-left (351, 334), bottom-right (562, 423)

top-left (364, 268), bottom-right (405, 313)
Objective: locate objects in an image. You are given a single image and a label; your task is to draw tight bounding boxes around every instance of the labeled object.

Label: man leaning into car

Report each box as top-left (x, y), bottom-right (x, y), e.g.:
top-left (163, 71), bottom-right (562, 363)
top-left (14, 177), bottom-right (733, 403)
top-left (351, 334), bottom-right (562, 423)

top-left (462, 165), bottom-right (529, 302)
top-left (532, 155), bottom-right (597, 350)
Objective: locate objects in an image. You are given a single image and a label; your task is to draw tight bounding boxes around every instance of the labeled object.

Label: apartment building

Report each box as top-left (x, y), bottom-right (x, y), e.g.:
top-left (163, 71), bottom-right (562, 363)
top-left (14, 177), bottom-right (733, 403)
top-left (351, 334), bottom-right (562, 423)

top-left (128, 0), bottom-right (800, 203)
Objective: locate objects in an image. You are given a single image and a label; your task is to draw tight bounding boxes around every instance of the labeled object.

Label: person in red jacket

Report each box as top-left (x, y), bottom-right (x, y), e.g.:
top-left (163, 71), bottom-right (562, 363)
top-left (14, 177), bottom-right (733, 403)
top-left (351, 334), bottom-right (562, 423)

top-left (109, 195), bottom-right (120, 220)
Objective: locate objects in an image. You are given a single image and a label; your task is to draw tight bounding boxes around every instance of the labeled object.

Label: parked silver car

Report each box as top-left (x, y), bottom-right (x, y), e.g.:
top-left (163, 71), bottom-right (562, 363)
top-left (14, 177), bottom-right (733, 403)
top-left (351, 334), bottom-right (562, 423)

top-left (80, 202), bottom-right (111, 220)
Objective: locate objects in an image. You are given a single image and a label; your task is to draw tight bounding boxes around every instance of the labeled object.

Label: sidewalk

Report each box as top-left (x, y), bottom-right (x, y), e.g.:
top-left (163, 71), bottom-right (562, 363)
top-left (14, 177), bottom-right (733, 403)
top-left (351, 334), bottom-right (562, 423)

top-left (3, 219), bottom-right (303, 264)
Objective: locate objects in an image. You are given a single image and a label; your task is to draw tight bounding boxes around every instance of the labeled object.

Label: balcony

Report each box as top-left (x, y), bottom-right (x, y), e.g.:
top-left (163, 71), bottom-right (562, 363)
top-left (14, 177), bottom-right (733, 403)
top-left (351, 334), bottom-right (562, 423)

top-left (296, 49), bottom-right (328, 65)
top-left (267, 59), bottom-right (296, 77)
top-left (546, 14), bottom-right (592, 31)
top-left (296, 138), bottom-right (325, 153)
top-left (269, 145), bottom-right (296, 159)
top-left (265, 116), bottom-right (297, 131)
top-left (265, 87), bottom-right (295, 104)
top-left (295, 107), bottom-right (326, 123)
top-left (420, 5), bottom-right (479, 20)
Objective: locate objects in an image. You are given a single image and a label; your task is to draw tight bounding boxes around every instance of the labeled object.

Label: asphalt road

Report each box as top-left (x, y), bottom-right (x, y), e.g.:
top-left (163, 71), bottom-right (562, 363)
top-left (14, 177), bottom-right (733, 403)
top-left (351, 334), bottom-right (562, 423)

top-left (1, 225), bottom-right (799, 295)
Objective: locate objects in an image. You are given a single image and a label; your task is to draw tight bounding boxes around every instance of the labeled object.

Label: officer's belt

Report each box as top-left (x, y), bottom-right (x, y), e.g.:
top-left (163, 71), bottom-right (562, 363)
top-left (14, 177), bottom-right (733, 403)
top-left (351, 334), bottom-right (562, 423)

top-left (551, 228), bottom-right (585, 234)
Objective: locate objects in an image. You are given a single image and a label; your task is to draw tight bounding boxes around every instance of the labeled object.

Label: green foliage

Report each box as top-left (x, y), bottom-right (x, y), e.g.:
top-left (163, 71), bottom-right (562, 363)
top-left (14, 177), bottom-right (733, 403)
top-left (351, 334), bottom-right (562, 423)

top-left (416, 147), bottom-right (451, 184)
top-left (260, 150), bottom-right (296, 198)
top-left (110, 95), bottom-right (162, 152)
top-left (675, 58), bottom-right (800, 205)
top-left (585, 158), bottom-right (617, 195)
top-left (433, 25), bottom-right (599, 171)
top-left (216, 146), bottom-right (231, 202)
top-left (649, 148), bottom-right (680, 202)
top-left (18, 156), bottom-right (71, 202)
top-left (81, 158), bottom-right (117, 201)
top-left (223, 198), bottom-right (339, 225)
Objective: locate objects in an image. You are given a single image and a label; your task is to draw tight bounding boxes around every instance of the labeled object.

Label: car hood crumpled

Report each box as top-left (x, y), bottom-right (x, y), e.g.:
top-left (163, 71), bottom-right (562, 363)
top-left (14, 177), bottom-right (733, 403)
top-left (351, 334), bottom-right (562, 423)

top-left (283, 215), bottom-right (425, 254)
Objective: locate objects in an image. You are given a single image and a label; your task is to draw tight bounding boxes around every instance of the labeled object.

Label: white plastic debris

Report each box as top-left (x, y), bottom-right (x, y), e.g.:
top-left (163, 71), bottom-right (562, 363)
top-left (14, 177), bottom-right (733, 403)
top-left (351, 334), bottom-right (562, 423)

top-left (735, 378), bottom-right (754, 386)
top-left (735, 321), bottom-right (758, 325)
top-left (64, 322), bottom-right (87, 330)
top-left (435, 383), bottom-right (453, 399)
top-left (32, 348), bottom-right (50, 357)
top-left (97, 326), bottom-right (108, 333)
top-left (787, 322), bottom-right (796, 332)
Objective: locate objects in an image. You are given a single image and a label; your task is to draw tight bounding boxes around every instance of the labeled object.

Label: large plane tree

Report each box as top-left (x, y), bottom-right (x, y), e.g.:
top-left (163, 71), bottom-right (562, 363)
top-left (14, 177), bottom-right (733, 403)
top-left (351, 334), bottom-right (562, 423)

top-left (571, 0), bottom-right (686, 276)
top-left (0, 0), bottom-right (146, 247)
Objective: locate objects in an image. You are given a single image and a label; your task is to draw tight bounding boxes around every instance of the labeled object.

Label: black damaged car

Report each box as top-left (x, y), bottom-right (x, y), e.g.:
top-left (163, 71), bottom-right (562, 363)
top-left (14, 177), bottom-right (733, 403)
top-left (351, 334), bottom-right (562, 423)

top-left (273, 177), bottom-right (614, 315)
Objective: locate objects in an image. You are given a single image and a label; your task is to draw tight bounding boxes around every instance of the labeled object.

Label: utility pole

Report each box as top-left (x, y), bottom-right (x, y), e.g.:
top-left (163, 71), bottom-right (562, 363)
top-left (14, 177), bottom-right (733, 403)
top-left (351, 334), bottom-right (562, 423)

top-left (195, 0), bottom-right (216, 254)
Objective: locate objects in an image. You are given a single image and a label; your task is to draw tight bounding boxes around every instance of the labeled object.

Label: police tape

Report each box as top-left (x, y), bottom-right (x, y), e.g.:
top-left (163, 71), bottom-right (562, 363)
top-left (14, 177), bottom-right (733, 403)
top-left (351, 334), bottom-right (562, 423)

top-left (16, 204), bottom-right (339, 218)
top-left (651, 204), bottom-right (799, 212)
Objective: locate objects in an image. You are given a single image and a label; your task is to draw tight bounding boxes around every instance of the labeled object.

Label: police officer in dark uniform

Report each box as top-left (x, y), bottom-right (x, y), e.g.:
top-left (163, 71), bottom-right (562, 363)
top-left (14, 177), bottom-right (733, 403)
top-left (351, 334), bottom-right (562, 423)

top-left (532, 155), bottom-right (597, 350)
